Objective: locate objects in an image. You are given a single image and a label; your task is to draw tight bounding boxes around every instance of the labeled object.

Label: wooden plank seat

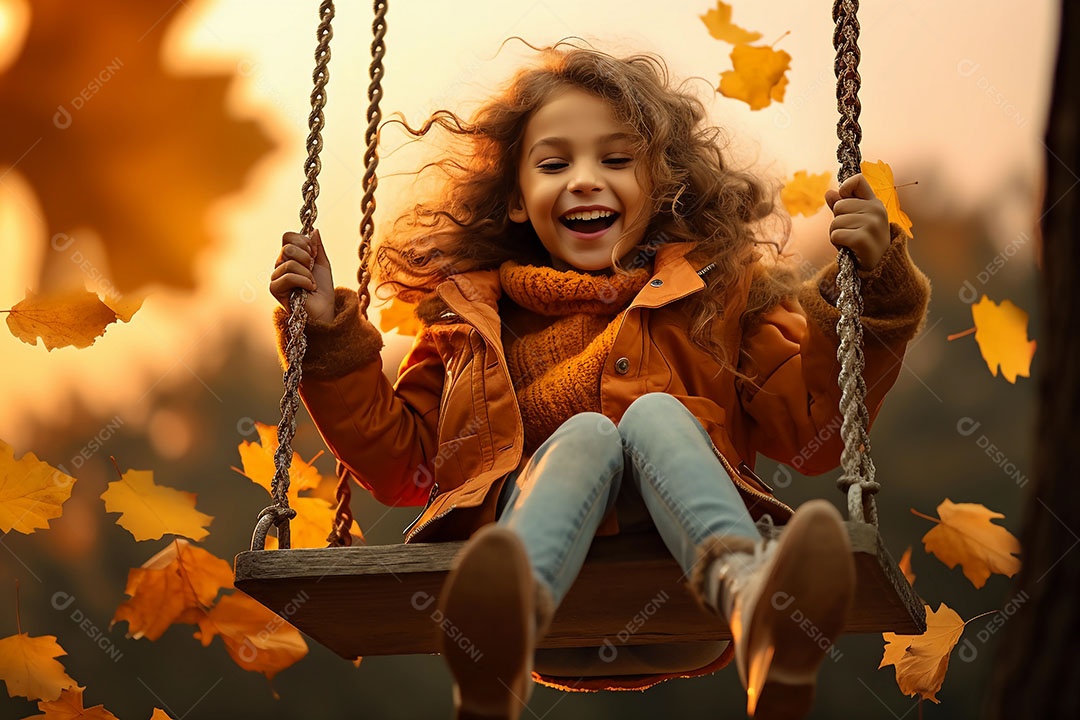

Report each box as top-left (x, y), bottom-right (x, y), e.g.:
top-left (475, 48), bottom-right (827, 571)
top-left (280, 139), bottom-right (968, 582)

top-left (233, 522), bottom-right (925, 659)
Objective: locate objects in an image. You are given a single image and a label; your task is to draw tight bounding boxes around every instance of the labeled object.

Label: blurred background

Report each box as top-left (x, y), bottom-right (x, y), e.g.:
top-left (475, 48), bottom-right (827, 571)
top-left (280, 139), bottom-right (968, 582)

top-left (0, 0), bottom-right (1056, 718)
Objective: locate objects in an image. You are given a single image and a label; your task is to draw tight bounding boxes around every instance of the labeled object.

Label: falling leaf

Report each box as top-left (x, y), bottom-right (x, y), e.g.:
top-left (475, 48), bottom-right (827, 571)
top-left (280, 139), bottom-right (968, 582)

top-left (860, 160), bottom-right (913, 235)
top-left (378, 297), bottom-right (421, 337)
top-left (0, 0), bottom-right (275, 292)
top-left (101, 468), bottom-right (213, 542)
top-left (718, 44), bottom-right (791, 110)
top-left (101, 292), bottom-right (146, 323)
top-left (233, 422), bottom-right (362, 548)
top-left (194, 593), bottom-right (308, 681)
top-left (880, 603), bottom-right (965, 703)
top-left (916, 499), bottom-right (1021, 589)
top-left (23, 686), bottom-right (119, 719)
top-left (4, 289), bottom-right (121, 350)
top-left (0, 634), bottom-right (77, 701)
top-left (150, 710), bottom-right (175, 720)
top-left (0, 439), bottom-right (76, 535)
top-left (780, 170), bottom-right (831, 217)
top-left (970, 295), bottom-right (1037, 383)
top-left (899, 546), bottom-right (916, 586)
top-left (699, 1), bottom-right (763, 44)
top-left (111, 539), bottom-right (234, 641)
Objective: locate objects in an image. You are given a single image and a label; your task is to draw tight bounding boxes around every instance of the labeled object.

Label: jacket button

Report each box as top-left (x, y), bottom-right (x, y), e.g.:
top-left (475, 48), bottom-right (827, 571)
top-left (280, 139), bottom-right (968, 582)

top-left (650, 279), bottom-right (664, 287)
top-left (614, 357), bottom-right (630, 374)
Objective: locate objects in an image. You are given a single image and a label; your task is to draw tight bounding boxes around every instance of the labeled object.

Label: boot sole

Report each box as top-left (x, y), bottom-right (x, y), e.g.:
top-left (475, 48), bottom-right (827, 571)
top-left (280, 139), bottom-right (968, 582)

top-left (438, 525), bottom-right (534, 720)
top-left (745, 500), bottom-right (855, 719)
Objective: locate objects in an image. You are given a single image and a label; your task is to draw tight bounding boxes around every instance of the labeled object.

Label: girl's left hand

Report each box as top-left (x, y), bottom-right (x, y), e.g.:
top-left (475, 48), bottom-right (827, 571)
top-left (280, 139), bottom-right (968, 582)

top-left (824, 173), bottom-right (890, 271)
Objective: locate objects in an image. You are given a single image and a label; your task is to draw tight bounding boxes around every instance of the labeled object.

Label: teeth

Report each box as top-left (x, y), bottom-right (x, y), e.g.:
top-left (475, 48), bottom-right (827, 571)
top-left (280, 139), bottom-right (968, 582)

top-left (563, 209), bottom-right (615, 221)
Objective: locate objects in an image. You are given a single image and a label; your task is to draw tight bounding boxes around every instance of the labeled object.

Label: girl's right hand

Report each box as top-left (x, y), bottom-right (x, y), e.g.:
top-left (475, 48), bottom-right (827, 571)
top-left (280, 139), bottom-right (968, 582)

top-left (270, 229), bottom-right (335, 324)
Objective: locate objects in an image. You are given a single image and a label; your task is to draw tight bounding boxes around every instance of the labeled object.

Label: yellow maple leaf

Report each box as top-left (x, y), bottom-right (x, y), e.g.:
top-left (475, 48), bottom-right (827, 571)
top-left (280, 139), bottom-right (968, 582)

top-left (880, 603), bottom-right (965, 703)
top-left (194, 593), bottom-right (308, 681)
top-left (970, 295), bottom-right (1037, 383)
top-left (111, 539), bottom-right (234, 641)
top-left (233, 422), bottom-right (362, 548)
top-left (24, 686), bottom-right (119, 720)
top-left (718, 44), bottom-right (791, 111)
top-left (0, 0), bottom-right (275, 292)
top-left (898, 546), bottom-right (916, 587)
top-left (378, 297), bottom-right (421, 337)
top-left (0, 633), bottom-right (78, 701)
top-left (781, 170), bottom-right (831, 217)
top-left (0, 439), bottom-right (76, 534)
top-left (860, 160), bottom-right (913, 235)
top-left (915, 499), bottom-right (1021, 589)
top-left (3, 288), bottom-right (130, 351)
top-left (699, 1), bottom-right (763, 45)
top-left (100, 468), bottom-right (213, 542)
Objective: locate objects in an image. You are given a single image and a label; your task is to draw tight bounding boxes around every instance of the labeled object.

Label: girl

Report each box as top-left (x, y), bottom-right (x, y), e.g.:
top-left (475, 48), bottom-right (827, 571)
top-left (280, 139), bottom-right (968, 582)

top-left (270, 46), bottom-right (930, 720)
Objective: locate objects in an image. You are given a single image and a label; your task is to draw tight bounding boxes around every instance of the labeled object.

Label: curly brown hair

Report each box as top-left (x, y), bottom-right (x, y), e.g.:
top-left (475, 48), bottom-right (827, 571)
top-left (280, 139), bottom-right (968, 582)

top-left (375, 43), bottom-right (796, 362)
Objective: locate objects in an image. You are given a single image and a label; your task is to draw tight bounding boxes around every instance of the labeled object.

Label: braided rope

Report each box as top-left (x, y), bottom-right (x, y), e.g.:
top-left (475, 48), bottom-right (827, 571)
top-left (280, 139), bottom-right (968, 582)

top-left (252, 0), bottom-right (335, 552)
top-left (832, 0), bottom-right (880, 526)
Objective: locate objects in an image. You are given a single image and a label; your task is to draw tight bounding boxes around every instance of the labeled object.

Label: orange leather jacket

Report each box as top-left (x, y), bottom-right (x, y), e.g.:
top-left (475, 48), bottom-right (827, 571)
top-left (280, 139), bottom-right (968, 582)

top-left (288, 230), bottom-right (929, 545)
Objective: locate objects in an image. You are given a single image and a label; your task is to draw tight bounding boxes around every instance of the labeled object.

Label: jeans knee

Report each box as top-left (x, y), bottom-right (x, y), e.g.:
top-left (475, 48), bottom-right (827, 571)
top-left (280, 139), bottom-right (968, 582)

top-left (621, 393), bottom-right (689, 437)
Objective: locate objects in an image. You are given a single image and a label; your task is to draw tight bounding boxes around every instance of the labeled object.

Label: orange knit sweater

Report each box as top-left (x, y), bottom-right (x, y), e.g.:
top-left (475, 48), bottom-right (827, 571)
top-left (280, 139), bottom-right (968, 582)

top-left (498, 261), bottom-right (650, 455)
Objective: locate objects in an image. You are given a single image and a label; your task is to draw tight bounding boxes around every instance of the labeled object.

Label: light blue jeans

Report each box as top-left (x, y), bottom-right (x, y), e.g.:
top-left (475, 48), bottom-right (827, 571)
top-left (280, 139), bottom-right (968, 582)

top-left (496, 392), bottom-right (762, 608)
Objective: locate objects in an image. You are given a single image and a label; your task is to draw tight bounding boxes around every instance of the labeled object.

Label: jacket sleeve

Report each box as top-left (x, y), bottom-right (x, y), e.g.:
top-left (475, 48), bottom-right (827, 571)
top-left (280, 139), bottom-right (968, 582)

top-left (273, 288), bottom-right (442, 507)
top-left (735, 225), bottom-right (930, 474)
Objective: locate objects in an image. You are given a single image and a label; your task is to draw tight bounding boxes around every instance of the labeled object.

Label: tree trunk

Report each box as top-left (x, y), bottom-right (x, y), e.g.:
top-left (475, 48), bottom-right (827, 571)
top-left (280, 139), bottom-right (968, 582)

top-left (987, 2), bottom-right (1080, 716)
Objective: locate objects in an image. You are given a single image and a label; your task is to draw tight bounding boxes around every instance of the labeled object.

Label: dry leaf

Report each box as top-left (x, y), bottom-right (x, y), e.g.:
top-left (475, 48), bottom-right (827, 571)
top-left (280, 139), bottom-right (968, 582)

top-left (880, 603), bottom-right (965, 703)
top-left (970, 296), bottom-right (1037, 383)
top-left (4, 289), bottom-right (120, 350)
top-left (860, 160), bottom-right (913, 235)
top-left (24, 686), bottom-right (119, 720)
top-left (718, 44), bottom-right (791, 111)
top-left (0, 439), bottom-right (76, 534)
top-left (233, 422), bottom-right (362, 548)
top-left (194, 593), bottom-right (308, 681)
top-left (781, 170), bottom-right (831, 217)
top-left (100, 468), bottom-right (213, 542)
top-left (102, 293), bottom-right (146, 323)
top-left (378, 297), bottom-right (421, 337)
top-left (918, 499), bottom-right (1021, 589)
top-left (699, 1), bottom-right (763, 44)
top-left (899, 546), bottom-right (916, 586)
top-left (0, 0), bottom-right (274, 292)
top-left (0, 633), bottom-right (77, 701)
top-left (111, 539), bottom-right (234, 641)
top-left (149, 709), bottom-right (175, 719)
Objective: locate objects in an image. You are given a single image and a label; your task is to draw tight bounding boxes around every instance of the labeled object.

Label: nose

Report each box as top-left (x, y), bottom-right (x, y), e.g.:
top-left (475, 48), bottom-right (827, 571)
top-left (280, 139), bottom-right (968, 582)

top-left (567, 166), bottom-right (603, 194)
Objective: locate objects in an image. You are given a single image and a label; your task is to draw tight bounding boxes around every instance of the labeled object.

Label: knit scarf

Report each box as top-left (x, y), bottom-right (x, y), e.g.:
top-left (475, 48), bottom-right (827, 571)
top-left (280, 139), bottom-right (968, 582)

top-left (499, 261), bottom-right (650, 454)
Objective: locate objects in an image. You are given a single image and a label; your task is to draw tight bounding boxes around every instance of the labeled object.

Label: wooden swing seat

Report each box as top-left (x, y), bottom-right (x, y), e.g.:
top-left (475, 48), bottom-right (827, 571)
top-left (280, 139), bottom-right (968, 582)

top-left (233, 522), bottom-right (925, 659)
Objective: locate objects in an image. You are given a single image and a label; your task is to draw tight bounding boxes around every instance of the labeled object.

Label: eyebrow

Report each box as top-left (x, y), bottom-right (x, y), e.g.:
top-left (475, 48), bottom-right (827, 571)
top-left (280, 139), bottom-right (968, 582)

top-left (527, 132), bottom-right (637, 157)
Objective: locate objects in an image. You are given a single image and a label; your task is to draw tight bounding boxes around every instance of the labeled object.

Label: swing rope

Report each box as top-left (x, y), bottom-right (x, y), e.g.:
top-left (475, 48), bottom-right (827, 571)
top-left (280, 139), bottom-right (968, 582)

top-left (832, 0), bottom-right (880, 526)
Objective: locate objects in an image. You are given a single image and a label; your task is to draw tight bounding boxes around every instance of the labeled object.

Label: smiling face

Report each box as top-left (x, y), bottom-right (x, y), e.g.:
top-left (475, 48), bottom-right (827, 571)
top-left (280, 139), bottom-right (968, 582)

top-left (509, 88), bottom-right (651, 273)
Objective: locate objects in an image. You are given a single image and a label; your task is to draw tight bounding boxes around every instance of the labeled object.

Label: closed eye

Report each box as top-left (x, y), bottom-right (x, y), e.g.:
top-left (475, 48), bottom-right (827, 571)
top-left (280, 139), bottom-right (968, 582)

top-left (537, 161), bottom-right (568, 172)
top-left (603, 156), bottom-right (633, 167)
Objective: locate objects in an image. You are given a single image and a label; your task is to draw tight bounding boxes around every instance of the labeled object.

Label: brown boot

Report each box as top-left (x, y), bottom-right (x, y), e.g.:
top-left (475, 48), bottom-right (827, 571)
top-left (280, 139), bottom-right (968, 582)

top-left (694, 500), bottom-right (855, 719)
top-left (438, 525), bottom-right (554, 720)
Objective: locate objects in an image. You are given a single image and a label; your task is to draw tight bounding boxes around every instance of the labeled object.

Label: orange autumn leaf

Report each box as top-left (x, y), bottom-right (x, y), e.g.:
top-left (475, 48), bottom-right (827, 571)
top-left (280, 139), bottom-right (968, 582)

top-left (3, 288), bottom-right (136, 350)
top-left (898, 546), bottom-right (916, 586)
top-left (150, 710), bottom-right (175, 720)
top-left (880, 603), bottom-right (965, 703)
top-left (24, 686), bottom-right (119, 720)
top-left (111, 539), bottom-right (234, 641)
top-left (0, 633), bottom-right (77, 701)
top-left (378, 297), bottom-right (421, 337)
top-left (718, 44), bottom-right (791, 110)
top-left (970, 295), bottom-right (1037, 383)
top-left (0, 0), bottom-right (274, 293)
top-left (101, 292), bottom-right (146, 323)
top-left (0, 439), bottom-right (76, 535)
top-left (780, 170), bottom-right (831, 217)
top-left (860, 160), bottom-right (913, 235)
top-left (194, 593), bottom-right (308, 681)
top-left (699, 1), bottom-right (763, 45)
top-left (916, 499), bottom-right (1021, 589)
top-left (100, 468), bottom-right (213, 542)
top-left (233, 423), bottom-right (362, 548)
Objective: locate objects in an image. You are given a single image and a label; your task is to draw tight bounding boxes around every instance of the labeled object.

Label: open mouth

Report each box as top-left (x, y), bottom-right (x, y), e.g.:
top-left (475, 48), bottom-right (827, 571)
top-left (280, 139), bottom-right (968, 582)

top-left (559, 209), bottom-right (619, 235)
